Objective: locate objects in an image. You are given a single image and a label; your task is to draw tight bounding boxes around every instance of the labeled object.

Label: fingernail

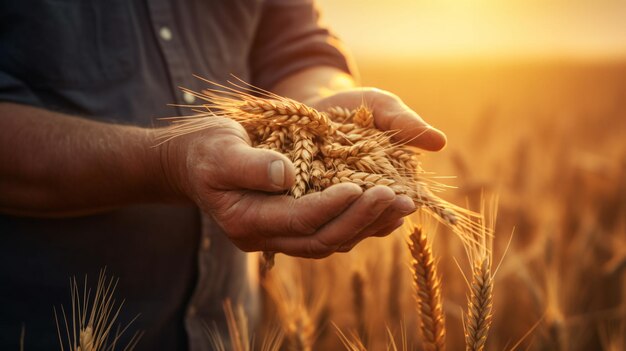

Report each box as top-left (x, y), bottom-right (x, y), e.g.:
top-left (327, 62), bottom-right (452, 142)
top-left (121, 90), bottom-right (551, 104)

top-left (269, 160), bottom-right (285, 188)
top-left (397, 195), bottom-right (416, 214)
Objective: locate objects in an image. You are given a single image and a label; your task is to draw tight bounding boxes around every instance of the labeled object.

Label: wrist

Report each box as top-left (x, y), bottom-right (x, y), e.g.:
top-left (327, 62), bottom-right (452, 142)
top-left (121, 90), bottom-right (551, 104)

top-left (138, 127), bottom-right (192, 204)
top-left (271, 66), bottom-right (355, 104)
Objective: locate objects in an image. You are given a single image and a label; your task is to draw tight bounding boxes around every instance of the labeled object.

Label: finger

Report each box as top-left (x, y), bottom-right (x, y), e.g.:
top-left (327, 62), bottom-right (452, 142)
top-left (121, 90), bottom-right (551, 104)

top-left (358, 194), bottom-right (414, 237)
top-left (368, 92), bottom-right (447, 151)
top-left (211, 135), bottom-right (296, 192)
top-left (262, 186), bottom-right (396, 258)
top-left (336, 218), bottom-right (405, 252)
top-left (336, 195), bottom-right (414, 248)
top-left (221, 183), bottom-right (364, 243)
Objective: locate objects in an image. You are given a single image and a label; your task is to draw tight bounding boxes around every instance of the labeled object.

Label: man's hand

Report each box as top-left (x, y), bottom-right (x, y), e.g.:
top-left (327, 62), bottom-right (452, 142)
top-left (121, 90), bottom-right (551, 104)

top-left (271, 66), bottom-right (447, 152)
top-left (162, 68), bottom-right (448, 258)
top-left (306, 88), bottom-right (447, 151)
top-left (164, 118), bottom-right (417, 258)
top-left (0, 68), bottom-right (445, 258)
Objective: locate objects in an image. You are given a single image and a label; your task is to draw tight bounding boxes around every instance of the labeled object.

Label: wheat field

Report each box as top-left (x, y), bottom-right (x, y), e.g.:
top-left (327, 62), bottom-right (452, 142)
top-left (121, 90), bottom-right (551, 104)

top-left (259, 59), bottom-right (626, 351)
top-left (46, 59), bottom-right (625, 350)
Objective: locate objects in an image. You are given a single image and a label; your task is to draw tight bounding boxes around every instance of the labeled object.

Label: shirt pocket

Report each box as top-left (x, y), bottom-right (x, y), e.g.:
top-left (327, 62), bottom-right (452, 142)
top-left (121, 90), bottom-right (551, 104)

top-left (0, 0), bottom-right (135, 88)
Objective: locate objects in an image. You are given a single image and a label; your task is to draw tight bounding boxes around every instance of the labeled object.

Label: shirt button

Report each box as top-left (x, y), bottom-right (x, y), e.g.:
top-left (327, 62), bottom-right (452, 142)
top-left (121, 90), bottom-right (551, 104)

top-left (159, 26), bottom-right (172, 41)
top-left (183, 91), bottom-right (196, 104)
top-left (201, 237), bottom-right (211, 251)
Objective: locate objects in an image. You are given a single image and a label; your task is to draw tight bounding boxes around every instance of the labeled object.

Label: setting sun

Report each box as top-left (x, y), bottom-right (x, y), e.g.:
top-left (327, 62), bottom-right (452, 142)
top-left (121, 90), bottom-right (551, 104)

top-left (318, 0), bottom-right (626, 60)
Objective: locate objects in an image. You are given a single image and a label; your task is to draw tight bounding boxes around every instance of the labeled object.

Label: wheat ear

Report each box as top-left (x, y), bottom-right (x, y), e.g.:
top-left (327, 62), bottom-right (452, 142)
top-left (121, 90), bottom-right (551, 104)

top-left (407, 224), bottom-right (446, 351)
top-left (464, 258), bottom-right (493, 351)
top-left (263, 269), bottom-right (319, 351)
top-left (462, 199), bottom-right (497, 351)
top-left (334, 323), bottom-right (368, 351)
top-left (54, 270), bottom-right (142, 351)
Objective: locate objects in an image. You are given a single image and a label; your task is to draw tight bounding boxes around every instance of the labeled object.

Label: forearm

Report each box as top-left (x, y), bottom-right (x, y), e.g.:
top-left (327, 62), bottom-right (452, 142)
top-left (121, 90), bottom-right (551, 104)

top-left (270, 66), bottom-right (355, 103)
top-left (0, 103), bottom-right (179, 217)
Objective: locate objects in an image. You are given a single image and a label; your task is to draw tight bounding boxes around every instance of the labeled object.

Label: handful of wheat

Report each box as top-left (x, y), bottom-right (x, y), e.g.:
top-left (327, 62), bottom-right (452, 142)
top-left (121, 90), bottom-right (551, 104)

top-left (159, 77), bottom-right (480, 267)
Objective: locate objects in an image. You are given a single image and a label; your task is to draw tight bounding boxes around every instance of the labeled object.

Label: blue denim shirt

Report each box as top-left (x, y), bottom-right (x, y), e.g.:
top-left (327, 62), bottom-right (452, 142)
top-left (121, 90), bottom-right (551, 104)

top-left (0, 0), bottom-right (351, 349)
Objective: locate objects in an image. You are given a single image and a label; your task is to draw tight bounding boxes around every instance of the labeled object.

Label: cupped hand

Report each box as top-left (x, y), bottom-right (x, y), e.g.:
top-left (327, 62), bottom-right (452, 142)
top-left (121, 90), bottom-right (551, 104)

top-left (306, 87), bottom-right (447, 151)
top-left (163, 117), bottom-right (417, 258)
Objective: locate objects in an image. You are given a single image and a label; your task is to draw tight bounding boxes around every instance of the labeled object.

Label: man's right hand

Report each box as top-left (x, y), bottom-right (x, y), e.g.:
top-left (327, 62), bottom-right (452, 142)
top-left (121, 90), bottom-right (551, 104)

top-left (161, 118), bottom-right (416, 258)
top-left (0, 102), bottom-right (414, 257)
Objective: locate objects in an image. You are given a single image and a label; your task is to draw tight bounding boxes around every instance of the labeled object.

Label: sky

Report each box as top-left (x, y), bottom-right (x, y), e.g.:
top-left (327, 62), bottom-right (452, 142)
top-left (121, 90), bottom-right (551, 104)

top-left (316, 0), bottom-right (626, 61)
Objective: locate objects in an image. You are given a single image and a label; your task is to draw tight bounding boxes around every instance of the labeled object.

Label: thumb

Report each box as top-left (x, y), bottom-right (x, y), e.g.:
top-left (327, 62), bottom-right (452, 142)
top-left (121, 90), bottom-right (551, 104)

top-left (367, 92), bottom-right (447, 151)
top-left (309, 88), bottom-right (447, 151)
top-left (217, 140), bottom-right (296, 192)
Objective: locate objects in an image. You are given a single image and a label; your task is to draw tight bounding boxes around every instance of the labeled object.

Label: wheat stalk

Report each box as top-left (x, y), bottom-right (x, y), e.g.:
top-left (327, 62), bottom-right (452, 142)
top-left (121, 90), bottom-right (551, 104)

top-left (54, 270), bottom-right (142, 351)
top-left (351, 270), bottom-right (368, 344)
top-left (204, 299), bottom-right (284, 351)
top-left (407, 224), bottom-right (446, 351)
top-left (262, 267), bottom-right (321, 351)
top-left (464, 258), bottom-right (493, 351)
top-left (334, 323), bottom-right (368, 351)
top-left (462, 199), bottom-right (497, 351)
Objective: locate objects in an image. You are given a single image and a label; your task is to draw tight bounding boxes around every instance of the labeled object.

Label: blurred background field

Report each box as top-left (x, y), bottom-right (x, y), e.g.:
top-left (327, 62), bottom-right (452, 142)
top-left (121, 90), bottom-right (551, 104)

top-left (354, 59), bottom-right (626, 177)
top-left (262, 1), bottom-right (626, 350)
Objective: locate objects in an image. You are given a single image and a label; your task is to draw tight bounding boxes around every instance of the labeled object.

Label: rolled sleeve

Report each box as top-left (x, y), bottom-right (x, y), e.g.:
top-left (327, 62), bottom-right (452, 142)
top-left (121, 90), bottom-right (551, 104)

top-left (249, 0), bottom-right (356, 90)
top-left (0, 70), bottom-right (42, 107)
